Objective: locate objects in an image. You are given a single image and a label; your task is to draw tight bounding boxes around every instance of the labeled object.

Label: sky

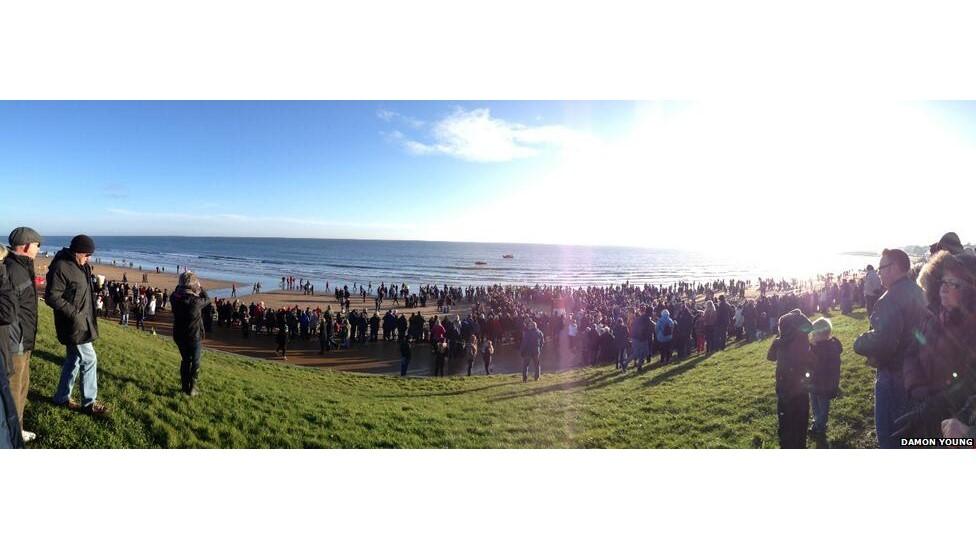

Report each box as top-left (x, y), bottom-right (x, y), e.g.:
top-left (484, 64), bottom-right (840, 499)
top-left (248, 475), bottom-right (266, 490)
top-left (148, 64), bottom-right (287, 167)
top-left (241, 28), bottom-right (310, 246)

top-left (0, 100), bottom-right (973, 253)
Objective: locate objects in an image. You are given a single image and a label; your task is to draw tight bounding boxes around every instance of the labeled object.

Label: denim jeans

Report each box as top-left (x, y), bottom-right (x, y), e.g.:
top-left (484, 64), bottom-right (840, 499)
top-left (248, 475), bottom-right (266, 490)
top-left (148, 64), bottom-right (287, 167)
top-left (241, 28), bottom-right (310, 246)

top-left (875, 368), bottom-right (908, 449)
top-left (54, 342), bottom-right (98, 407)
top-left (810, 394), bottom-right (831, 433)
top-left (400, 357), bottom-right (410, 377)
top-left (616, 347), bottom-right (629, 370)
top-left (632, 341), bottom-right (649, 369)
top-left (178, 340), bottom-right (202, 393)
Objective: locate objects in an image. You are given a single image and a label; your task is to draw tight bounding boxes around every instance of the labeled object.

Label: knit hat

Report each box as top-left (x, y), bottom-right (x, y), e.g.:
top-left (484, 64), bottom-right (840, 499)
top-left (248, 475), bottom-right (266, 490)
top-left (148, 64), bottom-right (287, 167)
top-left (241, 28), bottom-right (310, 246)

top-left (69, 234), bottom-right (96, 254)
top-left (8, 226), bottom-right (42, 247)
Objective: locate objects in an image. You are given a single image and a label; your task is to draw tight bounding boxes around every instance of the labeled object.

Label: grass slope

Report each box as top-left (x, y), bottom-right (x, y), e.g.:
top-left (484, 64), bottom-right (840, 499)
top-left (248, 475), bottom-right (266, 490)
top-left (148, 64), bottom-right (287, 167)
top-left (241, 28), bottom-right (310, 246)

top-left (24, 307), bottom-right (877, 448)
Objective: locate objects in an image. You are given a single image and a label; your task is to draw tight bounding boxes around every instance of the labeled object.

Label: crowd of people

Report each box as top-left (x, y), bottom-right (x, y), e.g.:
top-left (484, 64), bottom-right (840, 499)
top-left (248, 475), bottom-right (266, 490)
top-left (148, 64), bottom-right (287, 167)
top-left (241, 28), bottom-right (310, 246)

top-left (1, 227), bottom-right (974, 450)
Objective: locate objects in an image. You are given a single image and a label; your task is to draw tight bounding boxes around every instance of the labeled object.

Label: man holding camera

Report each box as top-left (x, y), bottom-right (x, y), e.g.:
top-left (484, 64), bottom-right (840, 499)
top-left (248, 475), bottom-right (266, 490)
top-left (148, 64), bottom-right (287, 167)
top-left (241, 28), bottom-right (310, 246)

top-left (46, 235), bottom-right (108, 415)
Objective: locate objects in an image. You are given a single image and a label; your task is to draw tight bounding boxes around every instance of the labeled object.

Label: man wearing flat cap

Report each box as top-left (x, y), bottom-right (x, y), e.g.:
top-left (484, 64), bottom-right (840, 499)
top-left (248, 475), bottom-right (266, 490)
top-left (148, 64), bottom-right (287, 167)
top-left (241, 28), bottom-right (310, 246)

top-left (45, 234), bottom-right (108, 415)
top-left (4, 227), bottom-right (42, 442)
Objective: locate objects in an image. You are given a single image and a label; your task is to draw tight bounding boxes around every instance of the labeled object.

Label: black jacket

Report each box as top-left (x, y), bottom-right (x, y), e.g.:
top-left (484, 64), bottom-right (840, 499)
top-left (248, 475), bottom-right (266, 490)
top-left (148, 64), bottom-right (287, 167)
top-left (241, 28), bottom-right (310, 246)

top-left (45, 248), bottom-right (99, 346)
top-left (0, 252), bottom-right (14, 374)
top-left (170, 286), bottom-right (211, 345)
top-left (4, 251), bottom-right (38, 352)
top-left (811, 337), bottom-right (842, 398)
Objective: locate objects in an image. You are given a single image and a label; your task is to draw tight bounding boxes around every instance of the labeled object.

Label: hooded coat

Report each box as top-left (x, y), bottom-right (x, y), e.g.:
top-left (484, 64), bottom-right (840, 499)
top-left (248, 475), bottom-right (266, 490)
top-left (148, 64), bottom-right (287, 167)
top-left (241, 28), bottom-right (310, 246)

top-left (655, 309), bottom-right (675, 343)
top-left (767, 309), bottom-right (815, 398)
top-left (170, 285), bottom-right (212, 345)
top-left (810, 337), bottom-right (842, 398)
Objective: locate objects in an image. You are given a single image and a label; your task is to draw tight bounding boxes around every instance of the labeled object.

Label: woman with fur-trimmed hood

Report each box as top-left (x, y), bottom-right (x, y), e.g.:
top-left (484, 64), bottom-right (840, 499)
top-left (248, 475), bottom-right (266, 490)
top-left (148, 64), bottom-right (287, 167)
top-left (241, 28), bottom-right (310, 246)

top-left (899, 251), bottom-right (976, 438)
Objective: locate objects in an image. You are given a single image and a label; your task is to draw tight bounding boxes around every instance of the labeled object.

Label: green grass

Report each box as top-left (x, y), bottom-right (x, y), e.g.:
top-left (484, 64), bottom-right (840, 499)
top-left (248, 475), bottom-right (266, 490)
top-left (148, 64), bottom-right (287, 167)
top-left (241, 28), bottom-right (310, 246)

top-left (23, 307), bottom-right (878, 448)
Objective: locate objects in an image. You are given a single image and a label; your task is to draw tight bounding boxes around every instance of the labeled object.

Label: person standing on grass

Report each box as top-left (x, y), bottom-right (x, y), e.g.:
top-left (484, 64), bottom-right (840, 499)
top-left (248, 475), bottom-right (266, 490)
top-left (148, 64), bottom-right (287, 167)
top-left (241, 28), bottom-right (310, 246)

top-left (481, 338), bottom-right (494, 375)
top-left (853, 248), bottom-right (927, 449)
top-left (862, 265), bottom-right (883, 316)
top-left (808, 317), bottom-right (842, 437)
top-left (702, 300), bottom-right (717, 354)
top-left (170, 272), bottom-right (211, 397)
top-left (0, 245), bottom-right (24, 448)
top-left (767, 308), bottom-right (815, 449)
top-left (520, 320), bottom-right (545, 382)
top-left (276, 324), bottom-right (289, 359)
top-left (399, 337), bottom-right (412, 376)
top-left (4, 227), bottom-right (41, 443)
top-left (432, 339), bottom-right (448, 377)
top-left (631, 308), bottom-right (652, 372)
top-left (613, 317), bottom-right (630, 372)
top-left (464, 335), bottom-right (478, 376)
top-left (47, 235), bottom-right (109, 416)
top-left (655, 309), bottom-right (675, 365)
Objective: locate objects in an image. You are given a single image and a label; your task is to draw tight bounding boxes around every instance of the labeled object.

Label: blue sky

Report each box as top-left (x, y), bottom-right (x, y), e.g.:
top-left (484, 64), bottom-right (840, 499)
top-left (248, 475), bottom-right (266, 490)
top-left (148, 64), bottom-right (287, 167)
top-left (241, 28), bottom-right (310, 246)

top-left (1, 101), bottom-right (973, 251)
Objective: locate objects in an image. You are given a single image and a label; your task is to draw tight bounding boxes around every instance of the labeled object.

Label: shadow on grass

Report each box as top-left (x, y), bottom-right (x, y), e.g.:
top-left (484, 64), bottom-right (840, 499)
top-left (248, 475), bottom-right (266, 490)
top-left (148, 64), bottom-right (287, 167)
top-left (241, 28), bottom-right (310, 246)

top-left (844, 310), bottom-right (868, 321)
top-left (487, 368), bottom-right (622, 402)
top-left (32, 348), bottom-right (64, 367)
top-left (643, 354), bottom-right (710, 388)
top-left (377, 379), bottom-right (525, 398)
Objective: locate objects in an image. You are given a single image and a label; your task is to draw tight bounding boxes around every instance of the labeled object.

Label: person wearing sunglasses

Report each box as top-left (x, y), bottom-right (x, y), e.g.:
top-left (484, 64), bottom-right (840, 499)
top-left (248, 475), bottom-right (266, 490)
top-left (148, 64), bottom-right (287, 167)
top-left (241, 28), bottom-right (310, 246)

top-left (45, 235), bottom-right (108, 416)
top-left (897, 250), bottom-right (976, 439)
top-left (853, 248), bottom-right (927, 448)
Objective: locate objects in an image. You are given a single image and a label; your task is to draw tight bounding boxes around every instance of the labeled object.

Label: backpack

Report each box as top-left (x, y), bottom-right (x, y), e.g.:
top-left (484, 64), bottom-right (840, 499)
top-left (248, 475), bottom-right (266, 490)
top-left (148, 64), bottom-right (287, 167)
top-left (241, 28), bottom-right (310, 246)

top-left (662, 320), bottom-right (673, 337)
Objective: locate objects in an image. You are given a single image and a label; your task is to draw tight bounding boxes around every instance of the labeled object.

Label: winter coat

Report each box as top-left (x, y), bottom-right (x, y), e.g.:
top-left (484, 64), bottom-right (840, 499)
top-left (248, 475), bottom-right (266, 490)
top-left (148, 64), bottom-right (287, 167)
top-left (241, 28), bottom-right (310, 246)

top-left (655, 310), bottom-right (675, 343)
top-left (612, 323), bottom-right (630, 350)
top-left (810, 337), bottom-right (842, 398)
top-left (767, 309), bottom-right (815, 398)
top-left (170, 286), bottom-right (212, 345)
top-left (632, 314), bottom-right (652, 343)
top-left (520, 327), bottom-right (545, 357)
top-left (44, 248), bottom-right (99, 346)
top-left (3, 251), bottom-right (38, 352)
top-left (0, 248), bottom-right (13, 372)
top-left (903, 311), bottom-right (976, 405)
top-left (853, 277), bottom-right (927, 373)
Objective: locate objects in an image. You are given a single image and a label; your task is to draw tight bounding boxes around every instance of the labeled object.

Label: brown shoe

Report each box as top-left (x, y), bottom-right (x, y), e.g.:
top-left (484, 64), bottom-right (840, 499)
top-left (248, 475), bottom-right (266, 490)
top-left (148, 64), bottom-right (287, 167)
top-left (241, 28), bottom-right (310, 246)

top-left (54, 398), bottom-right (82, 411)
top-left (83, 402), bottom-right (110, 416)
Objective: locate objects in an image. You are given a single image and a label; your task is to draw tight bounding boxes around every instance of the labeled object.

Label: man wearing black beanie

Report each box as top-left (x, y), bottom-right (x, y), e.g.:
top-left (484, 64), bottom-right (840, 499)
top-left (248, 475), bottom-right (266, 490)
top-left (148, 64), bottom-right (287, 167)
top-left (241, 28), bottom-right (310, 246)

top-left (45, 234), bottom-right (108, 415)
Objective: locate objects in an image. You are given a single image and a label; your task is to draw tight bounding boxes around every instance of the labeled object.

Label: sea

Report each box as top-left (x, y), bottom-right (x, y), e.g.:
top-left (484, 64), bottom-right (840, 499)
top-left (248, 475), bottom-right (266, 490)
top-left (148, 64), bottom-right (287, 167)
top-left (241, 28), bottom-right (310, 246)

top-left (38, 236), bottom-right (877, 298)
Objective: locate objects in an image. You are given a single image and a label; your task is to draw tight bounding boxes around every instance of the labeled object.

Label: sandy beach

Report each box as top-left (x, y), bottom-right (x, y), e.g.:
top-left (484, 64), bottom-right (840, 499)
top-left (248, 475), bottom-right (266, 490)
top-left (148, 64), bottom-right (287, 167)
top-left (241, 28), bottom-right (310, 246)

top-left (33, 256), bottom-right (240, 292)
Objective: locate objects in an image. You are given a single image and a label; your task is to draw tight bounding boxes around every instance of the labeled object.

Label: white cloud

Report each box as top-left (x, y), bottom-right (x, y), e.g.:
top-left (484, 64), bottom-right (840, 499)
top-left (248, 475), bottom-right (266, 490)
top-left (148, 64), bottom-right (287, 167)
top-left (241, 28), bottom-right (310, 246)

top-left (376, 108), bottom-right (424, 128)
top-left (387, 107), bottom-right (591, 163)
